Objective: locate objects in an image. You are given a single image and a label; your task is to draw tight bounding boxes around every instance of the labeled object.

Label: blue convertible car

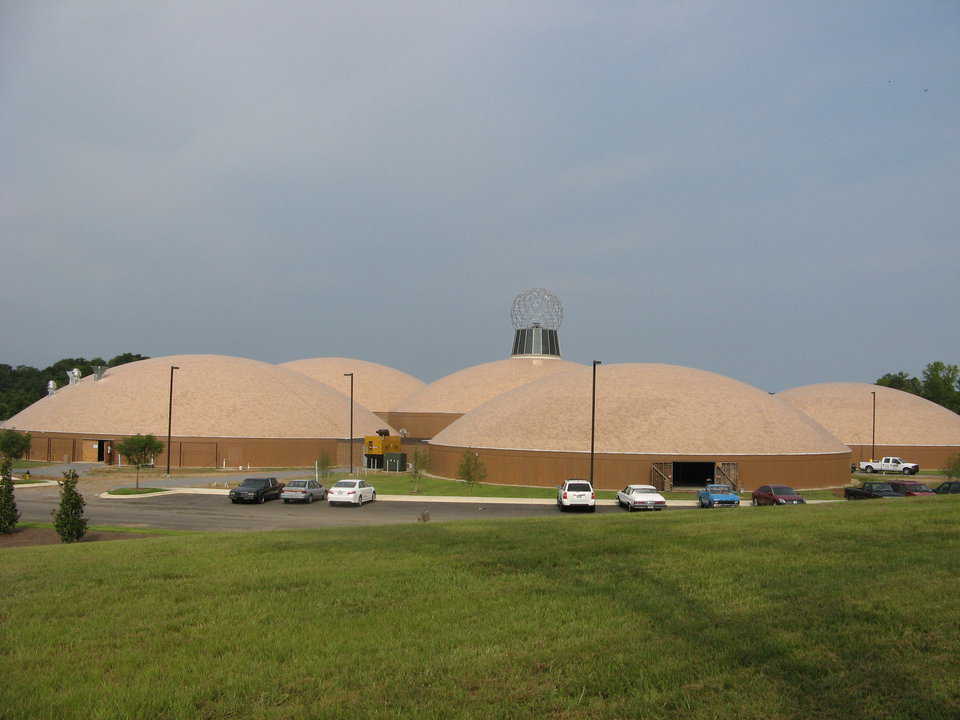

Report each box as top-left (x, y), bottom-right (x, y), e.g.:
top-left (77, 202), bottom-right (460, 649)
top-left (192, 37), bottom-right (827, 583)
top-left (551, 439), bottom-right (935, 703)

top-left (697, 483), bottom-right (740, 508)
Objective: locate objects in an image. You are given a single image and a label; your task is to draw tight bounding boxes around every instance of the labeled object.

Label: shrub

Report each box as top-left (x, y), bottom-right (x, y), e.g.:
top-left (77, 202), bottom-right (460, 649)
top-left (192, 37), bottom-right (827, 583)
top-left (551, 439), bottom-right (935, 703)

top-left (0, 459), bottom-right (19, 534)
top-left (457, 450), bottom-right (487, 490)
top-left (945, 454), bottom-right (960, 480)
top-left (53, 470), bottom-right (87, 543)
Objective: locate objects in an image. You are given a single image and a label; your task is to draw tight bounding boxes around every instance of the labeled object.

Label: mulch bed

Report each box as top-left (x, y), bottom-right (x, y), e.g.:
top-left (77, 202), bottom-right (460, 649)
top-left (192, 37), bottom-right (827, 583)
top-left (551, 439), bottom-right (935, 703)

top-left (0, 527), bottom-right (150, 549)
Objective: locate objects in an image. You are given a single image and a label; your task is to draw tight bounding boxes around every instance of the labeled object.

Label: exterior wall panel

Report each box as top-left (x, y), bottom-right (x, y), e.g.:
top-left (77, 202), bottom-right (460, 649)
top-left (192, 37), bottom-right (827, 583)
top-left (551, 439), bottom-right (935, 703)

top-left (427, 444), bottom-right (852, 491)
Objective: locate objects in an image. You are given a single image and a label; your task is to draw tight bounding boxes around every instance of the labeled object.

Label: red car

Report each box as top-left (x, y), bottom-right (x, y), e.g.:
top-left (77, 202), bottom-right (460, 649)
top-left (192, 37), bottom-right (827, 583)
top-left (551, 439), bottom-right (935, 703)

top-left (751, 485), bottom-right (806, 506)
top-left (888, 481), bottom-right (935, 496)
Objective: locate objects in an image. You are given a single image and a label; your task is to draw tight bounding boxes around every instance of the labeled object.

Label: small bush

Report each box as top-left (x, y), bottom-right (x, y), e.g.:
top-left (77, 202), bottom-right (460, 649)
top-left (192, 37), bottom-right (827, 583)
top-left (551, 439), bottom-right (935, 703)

top-left (53, 470), bottom-right (87, 543)
top-left (0, 458), bottom-right (20, 534)
top-left (945, 454), bottom-right (960, 480)
top-left (457, 450), bottom-right (487, 490)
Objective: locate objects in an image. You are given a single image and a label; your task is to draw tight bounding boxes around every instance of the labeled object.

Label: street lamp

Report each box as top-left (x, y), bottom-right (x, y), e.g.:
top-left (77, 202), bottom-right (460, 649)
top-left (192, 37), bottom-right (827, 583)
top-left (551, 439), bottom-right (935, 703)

top-left (871, 390), bottom-right (877, 462)
top-left (590, 360), bottom-right (602, 487)
top-left (166, 366), bottom-right (180, 475)
top-left (344, 372), bottom-right (354, 474)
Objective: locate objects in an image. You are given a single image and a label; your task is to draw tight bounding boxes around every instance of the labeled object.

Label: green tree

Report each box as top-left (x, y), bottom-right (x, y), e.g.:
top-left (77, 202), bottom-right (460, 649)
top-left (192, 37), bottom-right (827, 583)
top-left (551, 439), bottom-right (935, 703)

top-left (53, 469), bottom-right (87, 543)
top-left (317, 451), bottom-right (332, 481)
top-left (410, 447), bottom-right (431, 494)
top-left (876, 371), bottom-right (923, 396)
top-left (945, 454), bottom-right (960, 480)
top-left (457, 450), bottom-right (486, 492)
top-left (108, 353), bottom-right (149, 367)
top-left (116, 434), bottom-right (164, 488)
top-left (921, 362), bottom-right (960, 414)
top-left (0, 429), bottom-right (31, 533)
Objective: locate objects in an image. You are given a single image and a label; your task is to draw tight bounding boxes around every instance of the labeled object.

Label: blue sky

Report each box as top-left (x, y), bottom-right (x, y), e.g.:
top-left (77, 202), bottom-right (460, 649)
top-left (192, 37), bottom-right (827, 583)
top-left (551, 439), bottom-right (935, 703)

top-left (2, 1), bottom-right (957, 391)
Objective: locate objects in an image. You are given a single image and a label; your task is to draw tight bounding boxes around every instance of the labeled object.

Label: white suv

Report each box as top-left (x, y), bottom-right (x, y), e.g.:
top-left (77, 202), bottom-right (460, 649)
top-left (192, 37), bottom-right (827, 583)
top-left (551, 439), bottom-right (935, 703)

top-left (557, 479), bottom-right (596, 512)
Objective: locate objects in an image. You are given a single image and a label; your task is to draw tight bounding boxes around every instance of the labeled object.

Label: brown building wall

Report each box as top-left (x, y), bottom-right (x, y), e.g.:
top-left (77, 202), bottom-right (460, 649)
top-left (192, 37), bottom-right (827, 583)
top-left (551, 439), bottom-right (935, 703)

top-left (426, 444), bottom-right (852, 491)
top-left (20, 431), bottom-right (345, 469)
top-left (382, 412), bottom-right (461, 440)
top-left (846, 444), bottom-right (959, 470)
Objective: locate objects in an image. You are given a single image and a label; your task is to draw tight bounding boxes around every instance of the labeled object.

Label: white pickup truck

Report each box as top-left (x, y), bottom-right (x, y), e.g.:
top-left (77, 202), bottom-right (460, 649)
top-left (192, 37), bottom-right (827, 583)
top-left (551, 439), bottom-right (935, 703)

top-left (858, 456), bottom-right (919, 475)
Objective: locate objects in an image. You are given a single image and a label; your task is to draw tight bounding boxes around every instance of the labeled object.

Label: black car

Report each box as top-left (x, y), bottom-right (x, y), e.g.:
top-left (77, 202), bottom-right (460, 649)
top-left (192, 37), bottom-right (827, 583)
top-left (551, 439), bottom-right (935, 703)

top-left (934, 481), bottom-right (960, 495)
top-left (844, 481), bottom-right (903, 500)
top-left (229, 477), bottom-right (284, 504)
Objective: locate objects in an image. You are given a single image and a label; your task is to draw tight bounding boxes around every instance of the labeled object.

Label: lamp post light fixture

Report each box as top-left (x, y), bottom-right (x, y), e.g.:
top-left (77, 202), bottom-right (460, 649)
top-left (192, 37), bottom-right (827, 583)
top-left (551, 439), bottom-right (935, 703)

top-left (590, 360), bottom-right (602, 487)
top-left (871, 390), bottom-right (877, 462)
top-left (344, 372), bottom-right (354, 474)
top-left (166, 365), bottom-right (180, 475)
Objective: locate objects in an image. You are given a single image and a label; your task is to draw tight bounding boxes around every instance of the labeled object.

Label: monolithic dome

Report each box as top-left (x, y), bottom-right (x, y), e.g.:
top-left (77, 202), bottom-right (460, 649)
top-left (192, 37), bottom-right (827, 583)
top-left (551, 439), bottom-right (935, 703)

top-left (428, 363), bottom-right (852, 490)
top-left (278, 357), bottom-right (425, 419)
top-left (779, 382), bottom-right (960, 468)
top-left (2, 354), bottom-right (387, 468)
top-left (384, 356), bottom-right (582, 439)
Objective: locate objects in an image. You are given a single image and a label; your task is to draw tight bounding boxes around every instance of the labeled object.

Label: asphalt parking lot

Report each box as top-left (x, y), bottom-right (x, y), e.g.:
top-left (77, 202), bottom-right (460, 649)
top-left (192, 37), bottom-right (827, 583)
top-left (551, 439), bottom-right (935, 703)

top-left (14, 486), bottom-right (677, 532)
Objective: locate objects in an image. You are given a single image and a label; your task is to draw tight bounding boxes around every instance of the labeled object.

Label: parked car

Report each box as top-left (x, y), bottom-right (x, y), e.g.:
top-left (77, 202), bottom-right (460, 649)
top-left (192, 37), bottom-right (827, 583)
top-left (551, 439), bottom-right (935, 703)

top-left (934, 481), bottom-right (960, 494)
top-left (858, 456), bottom-right (919, 475)
top-left (697, 483), bottom-right (740, 508)
top-left (888, 480), bottom-right (935, 496)
top-left (557, 479), bottom-right (596, 512)
top-left (844, 481), bottom-right (903, 500)
top-left (327, 478), bottom-right (376, 506)
top-left (281, 479), bottom-right (326, 504)
top-left (616, 484), bottom-right (666, 511)
top-left (751, 485), bottom-right (806, 506)
top-left (229, 477), bottom-right (284, 504)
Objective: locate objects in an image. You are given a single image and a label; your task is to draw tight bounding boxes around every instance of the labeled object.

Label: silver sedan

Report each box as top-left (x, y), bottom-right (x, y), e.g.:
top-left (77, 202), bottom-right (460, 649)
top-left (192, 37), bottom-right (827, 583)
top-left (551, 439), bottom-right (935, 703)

top-left (281, 479), bottom-right (326, 504)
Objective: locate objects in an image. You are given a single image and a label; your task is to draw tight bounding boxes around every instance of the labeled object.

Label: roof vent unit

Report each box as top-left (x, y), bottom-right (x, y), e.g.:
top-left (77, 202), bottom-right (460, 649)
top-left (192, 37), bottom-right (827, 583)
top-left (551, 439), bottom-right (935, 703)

top-left (47, 380), bottom-right (57, 396)
top-left (510, 288), bottom-right (563, 358)
top-left (65, 368), bottom-right (81, 386)
top-left (94, 366), bottom-right (106, 381)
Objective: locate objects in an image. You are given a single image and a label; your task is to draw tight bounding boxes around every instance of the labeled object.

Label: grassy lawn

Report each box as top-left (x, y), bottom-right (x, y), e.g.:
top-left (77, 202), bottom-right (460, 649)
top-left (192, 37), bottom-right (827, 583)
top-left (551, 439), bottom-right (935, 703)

top-left (106, 487), bottom-right (169, 495)
top-left (13, 477), bottom-right (47, 485)
top-left (19, 521), bottom-right (190, 536)
top-left (12, 459), bottom-right (53, 469)
top-left (2, 498), bottom-right (959, 719)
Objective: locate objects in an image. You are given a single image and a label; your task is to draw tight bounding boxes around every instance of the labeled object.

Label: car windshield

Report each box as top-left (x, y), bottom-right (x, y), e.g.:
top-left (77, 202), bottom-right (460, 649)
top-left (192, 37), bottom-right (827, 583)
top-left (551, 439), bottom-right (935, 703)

top-left (567, 483), bottom-right (591, 492)
top-left (334, 481), bottom-right (357, 488)
top-left (706, 485), bottom-right (731, 494)
top-left (240, 479), bottom-right (267, 488)
top-left (633, 487), bottom-right (656, 494)
top-left (287, 481), bottom-right (306, 488)
top-left (770, 486), bottom-right (796, 495)
top-left (866, 483), bottom-right (893, 492)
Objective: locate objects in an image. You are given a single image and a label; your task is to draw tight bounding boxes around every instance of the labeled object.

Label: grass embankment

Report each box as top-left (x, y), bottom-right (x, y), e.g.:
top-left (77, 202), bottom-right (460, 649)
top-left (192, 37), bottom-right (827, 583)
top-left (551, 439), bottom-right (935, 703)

top-left (106, 487), bottom-right (168, 495)
top-left (3, 499), bottom-right (959, 719)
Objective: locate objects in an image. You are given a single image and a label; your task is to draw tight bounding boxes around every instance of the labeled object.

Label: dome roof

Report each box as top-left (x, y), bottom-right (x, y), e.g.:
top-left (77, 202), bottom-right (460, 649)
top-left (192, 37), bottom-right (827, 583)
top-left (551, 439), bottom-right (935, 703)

top-left (430, 363), bottom-right (849, 455)
top-left (779, 382), bottom-right (960, 446)
top-left (392, 357), bottom-right (582, 415)
top-left (278, 357), bottom-right (424, 412)
top-left (2, 354), bottom-right (387, 439)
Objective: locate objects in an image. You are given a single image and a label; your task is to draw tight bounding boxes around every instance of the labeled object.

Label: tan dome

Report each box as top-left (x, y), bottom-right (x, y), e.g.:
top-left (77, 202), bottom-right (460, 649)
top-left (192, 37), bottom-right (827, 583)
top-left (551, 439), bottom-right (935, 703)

top-left (2, 354), bottom-right (387, 439)
top-left (278, 357), bottom-right (424, 413)
top-left (392, 357), bottom-right (582, 414)
top-left (779, 382), bottom-right (960, 447)
top-left (430, 363), bottom-right (849, 455)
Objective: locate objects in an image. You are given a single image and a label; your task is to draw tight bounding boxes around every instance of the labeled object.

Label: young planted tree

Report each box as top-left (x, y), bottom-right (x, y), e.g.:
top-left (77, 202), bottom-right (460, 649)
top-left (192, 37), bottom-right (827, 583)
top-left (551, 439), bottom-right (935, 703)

top-left (317, 451), bottom-right (332, 482)
top-left (116, 434), bottom-right (164, 488)
top-left (410, 447), bottom-right (431, 495)
top-left (0, 429), bottom-right (31, 534)
top-left (457, 450), bottom-right (487, 493)
top-left (945, 454), bottom-right (960, 480)
top-left (53, 469), bottom-right (87, 543)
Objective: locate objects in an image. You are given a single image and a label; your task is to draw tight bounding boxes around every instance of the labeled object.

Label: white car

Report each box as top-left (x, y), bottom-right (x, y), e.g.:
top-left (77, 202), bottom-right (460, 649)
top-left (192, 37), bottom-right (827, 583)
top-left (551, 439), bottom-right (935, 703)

top-left (327, 478), bottom-right (376, 506)
top-left (281, 479), bottom-right (326, 504)
top-left (557, 479), bottom-right (596, 512)
top-left (616, 484), bottom-right (667, 512)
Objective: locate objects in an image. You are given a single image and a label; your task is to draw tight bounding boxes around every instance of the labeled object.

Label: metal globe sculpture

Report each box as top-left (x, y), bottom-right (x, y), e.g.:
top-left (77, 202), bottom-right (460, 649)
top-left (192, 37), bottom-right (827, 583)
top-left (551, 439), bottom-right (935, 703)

top-left (510, 288), bottom-right (563, 330)
top-left (510, 289), bottom-right (563, 357)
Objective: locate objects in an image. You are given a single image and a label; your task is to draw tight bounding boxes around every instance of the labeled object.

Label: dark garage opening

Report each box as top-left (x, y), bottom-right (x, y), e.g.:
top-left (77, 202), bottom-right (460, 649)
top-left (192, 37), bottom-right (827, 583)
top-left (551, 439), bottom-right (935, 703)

top-left (673, 462), bottom-right (715, 487)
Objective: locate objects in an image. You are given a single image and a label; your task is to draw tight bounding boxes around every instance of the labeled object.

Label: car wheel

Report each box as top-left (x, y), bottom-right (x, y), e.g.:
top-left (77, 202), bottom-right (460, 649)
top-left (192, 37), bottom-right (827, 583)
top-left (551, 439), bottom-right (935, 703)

top-left (230, 499), bottom-right (238, 504)
top-left (371, 491), bottom-right (376, 503)
top-left (258, 495), bottom-right (265, 504)
top-left (902, 468), bottom-right (911, 475)
top-left (283, 499), bottom-right (289, 504)
top-left (589, 505), bottom-right (597, 513)
top-left (307, 494), bottom-right (313, 504)
top-left (751, 498), bottom-right (758, 506)
top-left (865, 466), bottom-right (874, 473)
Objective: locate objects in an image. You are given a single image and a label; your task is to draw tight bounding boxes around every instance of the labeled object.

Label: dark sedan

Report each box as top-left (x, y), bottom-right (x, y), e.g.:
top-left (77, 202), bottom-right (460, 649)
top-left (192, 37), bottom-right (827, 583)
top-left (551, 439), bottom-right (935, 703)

top-left (844, 481), bottom-right (903, 500)
top-left (934, 481), bottom-right (960, 495)
top-left (229, 477), bottom-right (284, 504)
top-left (751, 485), bottom-right (806, 506)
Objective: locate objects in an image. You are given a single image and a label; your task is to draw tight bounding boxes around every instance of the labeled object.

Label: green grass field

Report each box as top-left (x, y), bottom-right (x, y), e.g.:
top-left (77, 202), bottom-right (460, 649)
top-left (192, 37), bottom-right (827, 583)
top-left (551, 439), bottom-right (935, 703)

top-left (3, 497), bottom-right (959, 719)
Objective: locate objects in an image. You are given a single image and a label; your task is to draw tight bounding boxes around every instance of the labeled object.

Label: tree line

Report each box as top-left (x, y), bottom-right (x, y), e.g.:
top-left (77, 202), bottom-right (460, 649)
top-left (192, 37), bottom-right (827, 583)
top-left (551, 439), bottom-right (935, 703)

top-left (0, 353), bottom-right (148, 421)
top-left (876, 361), bottom-right (960, 414)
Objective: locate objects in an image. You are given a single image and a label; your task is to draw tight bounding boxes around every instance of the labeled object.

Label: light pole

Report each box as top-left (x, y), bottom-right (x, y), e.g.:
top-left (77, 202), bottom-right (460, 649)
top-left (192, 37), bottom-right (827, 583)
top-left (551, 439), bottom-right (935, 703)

top-left (871, 390), bottom-right (877, 461)
top-left (590, 360), bottom-right (602, 487)
top-left (344, 372), bottom-right (354, 474)
top-left (166, 366), bottom-right (179, 475)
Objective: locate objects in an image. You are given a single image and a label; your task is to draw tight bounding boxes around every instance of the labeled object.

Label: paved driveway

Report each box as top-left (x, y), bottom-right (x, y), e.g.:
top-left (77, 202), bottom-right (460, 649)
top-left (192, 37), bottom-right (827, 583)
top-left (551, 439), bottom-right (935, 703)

top-left (14, 485), bottom-right (679, 532)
